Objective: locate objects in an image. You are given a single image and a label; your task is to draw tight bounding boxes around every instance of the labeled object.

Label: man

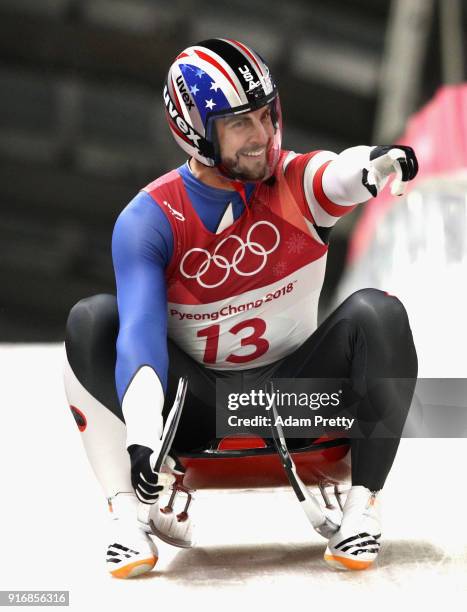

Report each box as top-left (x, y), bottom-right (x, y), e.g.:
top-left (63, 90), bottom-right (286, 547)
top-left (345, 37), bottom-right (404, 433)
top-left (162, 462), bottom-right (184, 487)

top-left (64, 38), bottom-right (418, 578)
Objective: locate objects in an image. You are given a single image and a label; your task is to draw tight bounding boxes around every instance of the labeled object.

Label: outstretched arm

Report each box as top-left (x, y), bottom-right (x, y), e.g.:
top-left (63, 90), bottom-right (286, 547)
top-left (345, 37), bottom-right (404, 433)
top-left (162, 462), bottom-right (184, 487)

top-left (285, 145), bottom-right (418, 229)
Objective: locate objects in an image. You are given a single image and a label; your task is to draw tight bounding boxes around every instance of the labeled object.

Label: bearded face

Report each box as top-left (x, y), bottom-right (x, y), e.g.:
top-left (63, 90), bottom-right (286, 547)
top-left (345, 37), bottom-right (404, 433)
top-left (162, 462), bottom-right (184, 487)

top-left (215, 105), bottom-right (276, 182)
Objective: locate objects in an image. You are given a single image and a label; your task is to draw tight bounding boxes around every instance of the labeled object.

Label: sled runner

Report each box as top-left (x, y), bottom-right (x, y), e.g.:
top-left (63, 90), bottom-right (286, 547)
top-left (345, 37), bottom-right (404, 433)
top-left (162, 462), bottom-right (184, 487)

top-left (143, 378), bottom-right (351, 548)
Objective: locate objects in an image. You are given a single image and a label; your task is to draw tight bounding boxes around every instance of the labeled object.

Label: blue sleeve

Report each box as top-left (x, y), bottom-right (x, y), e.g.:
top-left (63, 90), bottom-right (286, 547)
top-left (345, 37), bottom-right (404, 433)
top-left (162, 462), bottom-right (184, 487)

top-left (112, 191), bottom-right (174, 403)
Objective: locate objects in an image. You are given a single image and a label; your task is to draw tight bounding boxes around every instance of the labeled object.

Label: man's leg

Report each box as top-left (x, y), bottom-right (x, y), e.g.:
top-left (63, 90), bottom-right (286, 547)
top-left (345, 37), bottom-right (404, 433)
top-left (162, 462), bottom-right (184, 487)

top-left (64, 293), bottom-right (131, 498)
top-left (273, 288), bottom-right (417, 570)
top-left (64, 293), bottom-right (223, 486)
top-left (64, 294), bottom-right (160, 578)
top-left (274, 287), bottom-right (418, 490)
top-left (63, 294), bottom-right (224, 576)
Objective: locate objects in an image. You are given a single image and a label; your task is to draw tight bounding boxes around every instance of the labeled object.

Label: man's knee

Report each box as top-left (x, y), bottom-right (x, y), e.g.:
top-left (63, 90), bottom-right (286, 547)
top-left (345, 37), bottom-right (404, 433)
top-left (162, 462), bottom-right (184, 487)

top-left (344, 288), bottom-right (417, 376)
top-left (66, 293), bottom-right (117, 339)
top-left (343, 288), bottom-right (410, 330)
top-left (65, 293), bottom-right (118, 376)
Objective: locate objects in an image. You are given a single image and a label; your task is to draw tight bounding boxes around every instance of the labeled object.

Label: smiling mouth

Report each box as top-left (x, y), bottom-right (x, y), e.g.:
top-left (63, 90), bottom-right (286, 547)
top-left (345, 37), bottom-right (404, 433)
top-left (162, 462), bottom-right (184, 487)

top-left (241, 147), bottom-right (266, 158)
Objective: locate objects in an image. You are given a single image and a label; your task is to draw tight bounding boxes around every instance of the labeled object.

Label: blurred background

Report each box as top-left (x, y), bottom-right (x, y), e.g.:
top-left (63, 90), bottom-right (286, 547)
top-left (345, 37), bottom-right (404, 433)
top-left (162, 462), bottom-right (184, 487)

top-left (0, 0), bottom-right (465, 347)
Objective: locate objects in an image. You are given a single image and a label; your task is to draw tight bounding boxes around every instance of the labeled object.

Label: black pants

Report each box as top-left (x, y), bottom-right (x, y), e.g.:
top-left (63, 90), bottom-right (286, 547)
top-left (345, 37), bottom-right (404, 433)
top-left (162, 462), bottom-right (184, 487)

top-left (65, 288), bottom-right (418, 491)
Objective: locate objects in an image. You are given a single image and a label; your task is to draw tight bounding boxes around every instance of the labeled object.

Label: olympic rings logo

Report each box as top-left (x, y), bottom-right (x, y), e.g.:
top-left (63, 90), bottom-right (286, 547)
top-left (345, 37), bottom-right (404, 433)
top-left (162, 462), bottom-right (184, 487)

top-left (180, 221), bottom-right (280, 288)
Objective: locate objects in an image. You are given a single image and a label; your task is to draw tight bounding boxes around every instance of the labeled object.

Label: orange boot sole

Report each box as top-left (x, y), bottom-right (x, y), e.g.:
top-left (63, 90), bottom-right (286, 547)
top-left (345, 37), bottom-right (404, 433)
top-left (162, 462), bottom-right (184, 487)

top-left (324, 553), bottom-right (374, 571)
top-left (110, 555), bottom-right (158, 579)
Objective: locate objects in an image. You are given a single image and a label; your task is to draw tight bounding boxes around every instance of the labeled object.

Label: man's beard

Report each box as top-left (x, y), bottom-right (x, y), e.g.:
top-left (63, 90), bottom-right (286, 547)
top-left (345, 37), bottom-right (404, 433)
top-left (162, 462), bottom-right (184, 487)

top-left (221, 152), bottom-right (270, 182)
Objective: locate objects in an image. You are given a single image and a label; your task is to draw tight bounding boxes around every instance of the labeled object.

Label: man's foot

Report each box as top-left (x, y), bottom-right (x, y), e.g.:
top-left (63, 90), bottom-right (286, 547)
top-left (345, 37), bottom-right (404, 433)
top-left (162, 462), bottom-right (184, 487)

top-left (324, 485), bottom-right (382, 571)
top-left (106, 493), bottom-right (158, 579)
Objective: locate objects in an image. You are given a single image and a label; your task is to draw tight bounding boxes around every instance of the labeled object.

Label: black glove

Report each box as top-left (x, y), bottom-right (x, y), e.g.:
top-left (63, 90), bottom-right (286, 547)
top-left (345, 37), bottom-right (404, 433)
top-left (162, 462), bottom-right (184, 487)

top-left (362, 145), bottom-right (419, 197)
top-left (128, 444), bottom-right (174, 504)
